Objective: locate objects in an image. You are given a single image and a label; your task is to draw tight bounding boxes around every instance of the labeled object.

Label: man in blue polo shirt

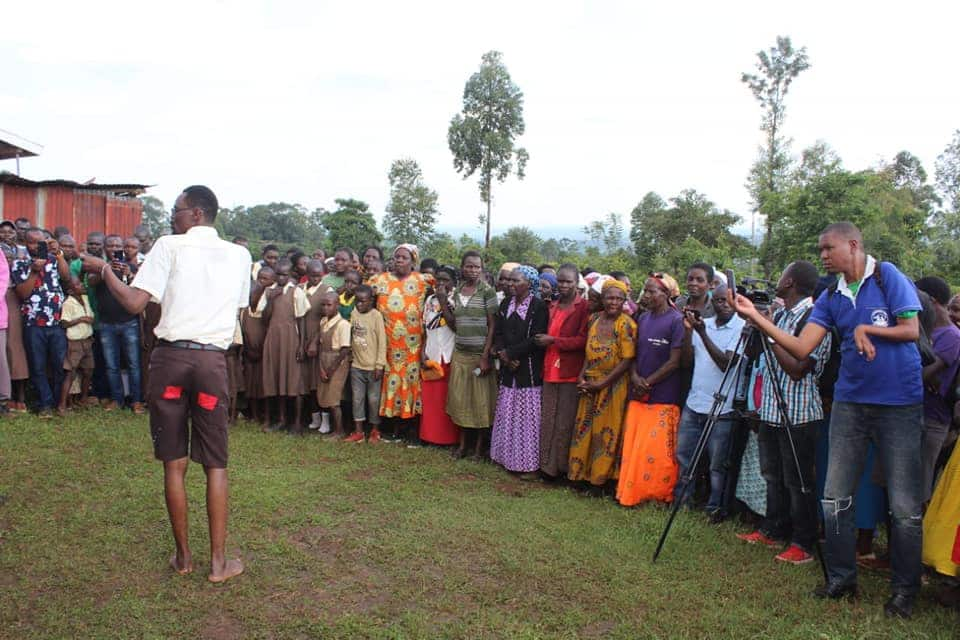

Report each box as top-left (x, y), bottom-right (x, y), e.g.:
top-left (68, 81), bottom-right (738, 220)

top-left (731, 221), bottom-right (923, 619)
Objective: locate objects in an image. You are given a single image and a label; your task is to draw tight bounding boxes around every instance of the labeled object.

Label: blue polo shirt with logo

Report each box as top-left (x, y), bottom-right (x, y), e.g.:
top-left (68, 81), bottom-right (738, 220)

top-left (808, 256), bottom-right (921, 406)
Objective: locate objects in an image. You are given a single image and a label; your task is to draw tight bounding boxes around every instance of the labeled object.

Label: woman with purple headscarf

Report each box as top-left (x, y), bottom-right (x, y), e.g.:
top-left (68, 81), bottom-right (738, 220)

top-left (490, 266), bottom-right (548, 476)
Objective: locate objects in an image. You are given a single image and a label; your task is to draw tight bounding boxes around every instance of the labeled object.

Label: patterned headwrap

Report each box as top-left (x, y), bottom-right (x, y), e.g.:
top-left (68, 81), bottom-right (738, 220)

top-left (648, 271), bottom-right (681, 299)
top-left (590, 274), bottom-right (613, 294)
top-left (515, 264), bottom-right (541, 298)
top-left (601, 279), bottom-right (629, 295)
top-left (539, 272), bottom-right (557, 290)
top-left (393, 243), bottom-right (419, 265)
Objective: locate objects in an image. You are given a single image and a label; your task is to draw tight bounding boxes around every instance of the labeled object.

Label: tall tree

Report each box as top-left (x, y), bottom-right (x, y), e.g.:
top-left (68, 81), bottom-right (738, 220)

top-left (383, 158), bottom-right (439, 244)
top-left (448, 50), bottom-right (529, 249)
top-left (583, 213), bottom-right (625, 254)
top-left (320, 198), bottom-right (382, 252)
top-left (935, 129), bottom-right (960, 215)
top-left (742, 36), bottom-right (810, 272)
top-left (138, 195), bottom-right (169, 239)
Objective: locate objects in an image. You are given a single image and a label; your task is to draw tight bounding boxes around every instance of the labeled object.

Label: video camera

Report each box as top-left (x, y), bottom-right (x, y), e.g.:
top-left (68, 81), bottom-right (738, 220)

top-left (736, 276), bottom-right (776, 314)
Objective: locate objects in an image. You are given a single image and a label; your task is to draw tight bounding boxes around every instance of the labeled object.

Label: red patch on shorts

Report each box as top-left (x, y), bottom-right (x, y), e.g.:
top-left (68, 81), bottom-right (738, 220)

top-left (196, 392), bottom-right (218, 411)
top-left (161, 386), bottom-right (183, 400)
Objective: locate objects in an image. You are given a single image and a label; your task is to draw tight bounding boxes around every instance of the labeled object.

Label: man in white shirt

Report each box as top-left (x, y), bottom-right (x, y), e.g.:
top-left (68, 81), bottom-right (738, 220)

top-left (83, 185), bottom-right (250, 584)
top-left (677, 283), bottom-right (746, 517)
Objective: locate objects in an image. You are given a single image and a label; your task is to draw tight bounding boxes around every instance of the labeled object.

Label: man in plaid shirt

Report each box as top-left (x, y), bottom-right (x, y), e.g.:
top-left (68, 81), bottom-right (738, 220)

top-left (736, 261), bottom-right (831, 565)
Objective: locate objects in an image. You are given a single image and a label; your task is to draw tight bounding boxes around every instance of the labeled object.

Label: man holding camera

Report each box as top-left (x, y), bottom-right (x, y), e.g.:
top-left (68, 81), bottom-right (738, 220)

top-left (736, 260), bottom-right (831, 566)
top-left (87, 234), bottom-right (142, 413)
top-left (732, 222), bottom-right (923, 618)
top-left (11, 228), bottom-right (71, 418)
top-left (677, 283), bottom-right (745, 518)
top-left (83, 185), bottom-right (250, 583)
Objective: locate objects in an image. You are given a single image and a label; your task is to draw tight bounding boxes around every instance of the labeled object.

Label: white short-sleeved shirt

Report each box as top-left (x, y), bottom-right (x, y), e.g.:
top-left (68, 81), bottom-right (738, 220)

top-left (132, 225), bottom-right (251, 350)
top-left (685, 314), bottom-right (746, 414)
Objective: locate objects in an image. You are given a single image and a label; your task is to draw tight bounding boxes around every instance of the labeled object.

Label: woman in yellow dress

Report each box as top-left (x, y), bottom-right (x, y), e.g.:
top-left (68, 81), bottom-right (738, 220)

top-left (567, 280), bottom-right (636, 489)
top-left (368, 244), bottom-right (433, 441)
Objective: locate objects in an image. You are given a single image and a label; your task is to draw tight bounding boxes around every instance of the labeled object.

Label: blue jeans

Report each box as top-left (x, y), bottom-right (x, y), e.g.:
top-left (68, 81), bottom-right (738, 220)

top-left (24, 325), bottom-right (67, 411)
top-left (675, 407), bottom-right (734, 510)
top-left (100, 319), bottom-right (141, 404)
top-left (823, 401), bottom-right (923, 596)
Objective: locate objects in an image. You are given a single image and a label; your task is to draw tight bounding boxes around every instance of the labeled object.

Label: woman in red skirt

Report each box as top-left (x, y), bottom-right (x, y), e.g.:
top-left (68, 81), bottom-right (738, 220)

top-left (420, 265), bottom-right (459, 446)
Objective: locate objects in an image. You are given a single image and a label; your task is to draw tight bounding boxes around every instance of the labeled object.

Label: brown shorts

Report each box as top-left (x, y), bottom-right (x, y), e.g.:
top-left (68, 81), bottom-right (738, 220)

top-left (64, 337), bottom-right (94, 371)
top-left (148, 345), bottom-right (230, 468)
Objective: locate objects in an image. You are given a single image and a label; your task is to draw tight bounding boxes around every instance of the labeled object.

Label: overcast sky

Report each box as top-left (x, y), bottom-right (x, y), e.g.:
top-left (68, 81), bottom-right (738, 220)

top-left (2, 0), bottom-right (957, 240)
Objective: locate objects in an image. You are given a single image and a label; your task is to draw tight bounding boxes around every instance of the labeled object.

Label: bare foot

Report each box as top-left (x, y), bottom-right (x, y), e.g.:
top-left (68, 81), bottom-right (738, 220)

top-left (208, 558), bottom-right (244, 584)
top-left (169, 552), bottom-right (193, 575)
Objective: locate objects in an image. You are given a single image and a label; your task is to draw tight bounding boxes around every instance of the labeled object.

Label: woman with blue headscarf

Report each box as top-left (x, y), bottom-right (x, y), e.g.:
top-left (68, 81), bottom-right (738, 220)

top-left (490, 265), bottom-right (549, 476)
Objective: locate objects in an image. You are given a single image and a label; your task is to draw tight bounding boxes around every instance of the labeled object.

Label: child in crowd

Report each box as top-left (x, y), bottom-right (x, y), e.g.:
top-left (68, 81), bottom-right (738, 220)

top-left (308, 291), bottom-right (352, 438)
top-left (241, 267), bottom-right (275, 426)
top-left (346, 284), bottom-right (386, 442)
top-left (338, 269), bottom-right (361, 320)
top-left (261, 259), bottom-right (310, 433)
top-left (58, 277), bottom-right (95, 415)
top-left (300, 259), bottom-right (331, 430)
top-left (322, 248), bottom-right (351, 291)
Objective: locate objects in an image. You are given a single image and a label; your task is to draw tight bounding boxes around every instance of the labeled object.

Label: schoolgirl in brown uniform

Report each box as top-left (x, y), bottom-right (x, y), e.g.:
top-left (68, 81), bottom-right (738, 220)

top-left (261, 258), bottom-right (310, 433)
top-left (241, 266), bottom-right (275, 426)
top-left (300, 259), bottom-right (331, 429)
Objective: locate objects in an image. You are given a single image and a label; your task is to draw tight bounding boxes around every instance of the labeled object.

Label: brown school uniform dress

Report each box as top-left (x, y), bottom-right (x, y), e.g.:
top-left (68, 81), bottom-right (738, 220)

top-left (241, 308), bottom-right (267, 399)
top-left (300, 282), bottom-right (331, 393)
top-left (316, 314), bottom-right (351, 408)
top-left (261, 284), bottom-right (309, 397)
top-left (6, 286), bottom-right (28, 381)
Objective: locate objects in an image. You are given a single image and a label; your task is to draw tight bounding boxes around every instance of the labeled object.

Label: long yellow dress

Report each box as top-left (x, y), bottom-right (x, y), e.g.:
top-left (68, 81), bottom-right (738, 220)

top-left (567, 313), bottom-right (636, 485)
top-left (370, 271), bottom-right (433, 419)
top-left (923, 442), bottom-right (960, 576)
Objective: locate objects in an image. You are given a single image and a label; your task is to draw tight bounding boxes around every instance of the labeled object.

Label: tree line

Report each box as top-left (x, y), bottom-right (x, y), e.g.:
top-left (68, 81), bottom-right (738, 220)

top-left (138, 42), bottom-right (960, 286)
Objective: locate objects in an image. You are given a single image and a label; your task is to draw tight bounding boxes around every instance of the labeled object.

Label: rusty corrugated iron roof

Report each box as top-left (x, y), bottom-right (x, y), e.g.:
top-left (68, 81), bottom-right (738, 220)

top-left (0, 172), bottom-right (150, 196)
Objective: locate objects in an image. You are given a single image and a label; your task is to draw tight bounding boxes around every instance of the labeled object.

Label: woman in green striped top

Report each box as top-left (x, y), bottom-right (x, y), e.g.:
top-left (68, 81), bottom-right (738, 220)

top-left (443, 251), bottom-right (499, 459)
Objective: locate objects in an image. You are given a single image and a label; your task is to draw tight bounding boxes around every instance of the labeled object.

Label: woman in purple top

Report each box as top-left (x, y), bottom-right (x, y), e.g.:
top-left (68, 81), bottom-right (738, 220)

top-left (616, 273), bottom-right (686, 506)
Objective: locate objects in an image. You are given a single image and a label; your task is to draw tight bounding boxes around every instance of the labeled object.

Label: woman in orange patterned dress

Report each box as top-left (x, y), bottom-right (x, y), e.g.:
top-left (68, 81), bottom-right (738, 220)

top-left (368, 244), bottom-right (433, 441)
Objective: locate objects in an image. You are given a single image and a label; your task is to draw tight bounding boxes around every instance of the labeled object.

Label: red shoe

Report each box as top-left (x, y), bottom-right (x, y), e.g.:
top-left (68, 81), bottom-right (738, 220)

top-left (343, 432), bottom-right (364, 443)
top-left (736, 530), bottom-right (779, 547)
top-left (776, 544), bottom-right (814, 565)
top-left (368, 428), bottom-right (381, 444)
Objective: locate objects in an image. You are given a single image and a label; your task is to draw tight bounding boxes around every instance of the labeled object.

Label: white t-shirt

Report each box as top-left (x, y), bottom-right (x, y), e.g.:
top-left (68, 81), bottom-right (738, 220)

top-left (132, 225), bottom-right (251, 350)
top-left (685, 314), bottom-right (746, 414)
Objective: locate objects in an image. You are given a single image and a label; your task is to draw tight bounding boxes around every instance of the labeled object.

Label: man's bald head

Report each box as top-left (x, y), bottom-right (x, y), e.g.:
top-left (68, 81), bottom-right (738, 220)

top-left (821, 221), bottom-right (862, 244)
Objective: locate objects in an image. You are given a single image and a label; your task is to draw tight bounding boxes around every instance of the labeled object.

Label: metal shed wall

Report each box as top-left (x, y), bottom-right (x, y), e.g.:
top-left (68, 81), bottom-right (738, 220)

top-left (1, 184), bottom-right (38, 221)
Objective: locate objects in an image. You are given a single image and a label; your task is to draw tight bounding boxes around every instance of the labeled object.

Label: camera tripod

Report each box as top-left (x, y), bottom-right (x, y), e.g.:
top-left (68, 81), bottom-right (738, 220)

top-left (651, 321), bottom-right (828, 582)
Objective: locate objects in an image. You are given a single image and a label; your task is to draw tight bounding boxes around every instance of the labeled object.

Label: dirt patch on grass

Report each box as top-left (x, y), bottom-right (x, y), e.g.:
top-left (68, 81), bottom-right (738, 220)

top-left (201, 611), bottom-right (243, 640)
top-left (345, 468), bottom-right (374, 481)
top-left (289, 525), bottom-right (339, 556)
top-left (581, 620), bottom-right (617, 638)
top-left (493, 479), bottom-right (548, 497)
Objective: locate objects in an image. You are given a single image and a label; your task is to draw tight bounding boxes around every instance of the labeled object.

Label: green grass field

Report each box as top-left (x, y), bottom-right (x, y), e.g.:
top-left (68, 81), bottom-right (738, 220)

top-left (0, 410), bottom-right (956, 639)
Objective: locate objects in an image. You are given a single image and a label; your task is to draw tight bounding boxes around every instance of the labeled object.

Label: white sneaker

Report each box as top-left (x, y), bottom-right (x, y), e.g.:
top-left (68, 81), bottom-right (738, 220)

top-left (307, 411), bottom-right (321, 430)
top-left (318, 412), bottom-right (331, 434)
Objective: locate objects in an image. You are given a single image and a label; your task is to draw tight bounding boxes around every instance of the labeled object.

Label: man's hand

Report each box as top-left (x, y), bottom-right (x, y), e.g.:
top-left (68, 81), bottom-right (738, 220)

top-left (373, 368), bottom-right (383, 381)
top-left (113, 261), bottom-right (131, 278)
top-left (80, 252), bottom-right (107, 275)
top-left (853, 324), bottom-right (877, 361)
top-left (478, 354), bottom-right (492, 375)
top-left (45, 237), bottom-right (60, 255)
top-left (306, 343), bottom-right (318, 358)
top-left (296, 347), bottom-right (304, 362)
top-left (730, 291), bottom-right (760, 321)
top-left (683, 309), bottom-right (705, 333)
top-left (266, 286), bottom-right (282, 300)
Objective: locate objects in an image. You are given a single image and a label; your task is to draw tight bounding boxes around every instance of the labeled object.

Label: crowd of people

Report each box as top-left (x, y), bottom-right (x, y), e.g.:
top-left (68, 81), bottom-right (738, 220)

top-left (4, 207), bottom-right (960, 616)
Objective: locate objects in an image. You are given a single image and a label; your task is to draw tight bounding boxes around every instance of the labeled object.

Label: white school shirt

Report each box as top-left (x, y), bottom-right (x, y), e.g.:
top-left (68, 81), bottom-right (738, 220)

top-left (132, 225), bottom-right (251, 350)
